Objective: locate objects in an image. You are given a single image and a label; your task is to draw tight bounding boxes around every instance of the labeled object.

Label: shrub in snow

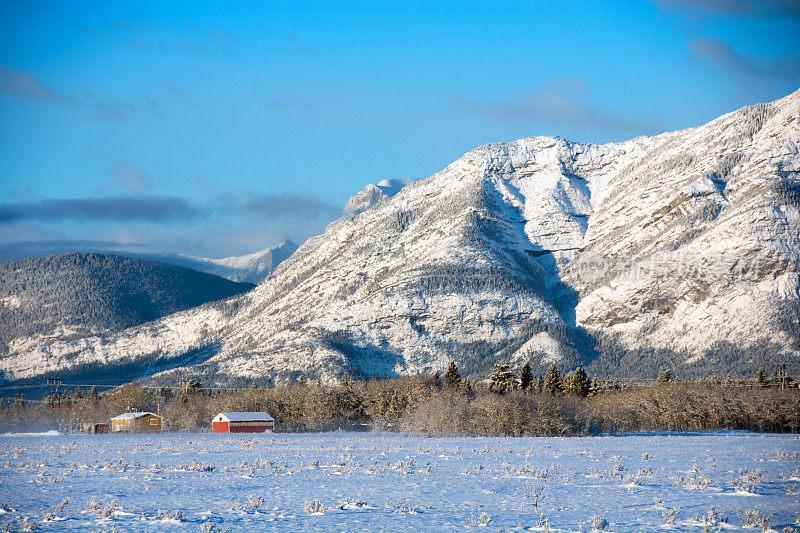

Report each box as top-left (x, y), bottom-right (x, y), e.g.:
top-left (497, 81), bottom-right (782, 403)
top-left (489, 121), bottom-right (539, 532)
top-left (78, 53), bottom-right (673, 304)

top-left (20, 516), bottom-right (38, 530)
top-left (679, 473), bottom-right (710, 491)
top-left (187, 460), bottom-right (215, 472)
top-left (464, 513), bottom-right (492, 526)
top-left (248, 496), bottom-right (263, 511)
top-left (739, 509), bottom-right (770, 531)
top-left (704, 506), bottom-right (727, 525)
top-left (537, 514), bottom-right (551, 532)
top-left (303, 500), bottom-right (326, 515)
top-left (229, 500), bottom-right (245, 512)
top-left (200, 523), bottom-right (230, 533)
top-left (87, 499), bottom-right (104, 512)
top-left (335, 499), bottom-right (367, 510)
top-left (662, 507), bottom-right (680, 525)
top-left (53, 498), bottom-right (69, 517)
top-left (98, 500), bottom-right (118, 518)
top-left (590, 515), bottom-right (608, 530)
top-left (394, 498), bottom-right (418, 513)
top-left (587, 467), bottom-right (602, 479)
top-left (698, 506), bottom-right (728, 533)
top-left (157, 509), bottom-right (184, 521)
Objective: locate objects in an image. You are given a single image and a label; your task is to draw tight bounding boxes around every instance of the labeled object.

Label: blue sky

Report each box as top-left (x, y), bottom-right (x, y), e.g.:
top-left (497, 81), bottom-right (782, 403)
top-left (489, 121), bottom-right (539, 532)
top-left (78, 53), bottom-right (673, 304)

top-left (1, 0), bottom-right (798, 260)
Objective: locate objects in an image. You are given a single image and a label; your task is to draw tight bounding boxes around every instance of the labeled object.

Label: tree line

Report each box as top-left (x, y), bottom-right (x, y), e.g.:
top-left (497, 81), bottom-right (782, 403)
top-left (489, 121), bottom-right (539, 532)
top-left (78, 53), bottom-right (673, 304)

top-left (0, 362), bottom-right (797, 435)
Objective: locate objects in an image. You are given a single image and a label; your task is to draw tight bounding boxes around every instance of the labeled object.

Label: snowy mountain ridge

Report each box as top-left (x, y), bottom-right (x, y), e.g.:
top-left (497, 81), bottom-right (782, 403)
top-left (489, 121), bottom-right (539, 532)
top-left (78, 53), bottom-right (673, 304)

top-left (342, 178), bottom-right (416, 217)
top-left (180, 239), bottom-right (299, 283)
top-left (2, 90), bottom-right (799, 385)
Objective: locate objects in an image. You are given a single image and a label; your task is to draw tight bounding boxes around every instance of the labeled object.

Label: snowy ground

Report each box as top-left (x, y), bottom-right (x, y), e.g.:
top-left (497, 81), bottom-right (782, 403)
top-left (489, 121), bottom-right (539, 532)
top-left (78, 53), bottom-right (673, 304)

top-left (0, 432), bottom-right (797, 532)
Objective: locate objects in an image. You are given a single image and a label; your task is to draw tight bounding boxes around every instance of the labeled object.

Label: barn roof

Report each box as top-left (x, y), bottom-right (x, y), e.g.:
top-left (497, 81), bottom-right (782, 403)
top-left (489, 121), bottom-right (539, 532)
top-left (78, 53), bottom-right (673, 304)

top-left (111, 412), bottom-right (162, 421)
top-left (215, 412), bottom-right (274, 422)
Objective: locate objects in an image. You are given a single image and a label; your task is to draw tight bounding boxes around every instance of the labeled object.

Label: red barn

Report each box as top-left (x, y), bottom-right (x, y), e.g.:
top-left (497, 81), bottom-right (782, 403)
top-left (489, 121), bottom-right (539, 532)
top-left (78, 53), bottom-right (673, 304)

top-left (212, 412), bottom-right (274, 433)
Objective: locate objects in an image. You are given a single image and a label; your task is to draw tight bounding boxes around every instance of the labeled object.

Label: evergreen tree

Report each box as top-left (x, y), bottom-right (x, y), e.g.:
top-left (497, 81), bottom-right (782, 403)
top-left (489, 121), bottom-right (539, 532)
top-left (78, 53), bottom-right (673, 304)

top-left (657, 370), bottom-right (672, 383)
top-left (566, 367), bottom-right (590, 397)
top-left (488, 363), bottom-right (517, 394)
top-left (519, 363), bottom-right (533, 390)
top-left (339, 373), bottom-right (363, 420)
top-left (431, 371), bottom-right (442, 389)
top-left (156, 387), bottom-right (173, 400)
top-left (545, 364), bottom-right (562, 394)
top-left (755, 368), bottom-right (767, 386)
top-left (387, 392), bottom-right (403, 419)
top-left (444, 361), bottom-right (462, 388)
top-left (178, 380), bottom-right (201, 404)
top-left (589, 378), bottom-right (601, 396)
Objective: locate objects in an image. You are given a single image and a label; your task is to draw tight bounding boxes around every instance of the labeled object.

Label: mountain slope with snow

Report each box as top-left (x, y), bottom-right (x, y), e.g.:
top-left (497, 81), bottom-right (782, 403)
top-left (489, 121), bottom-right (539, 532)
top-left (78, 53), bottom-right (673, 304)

top-left (2, 91), bottom-right (798, 385)
top-left (0, 253), bottom-right (253, 360)
top-left (342, 178), bottom-right (416, 217)
top-left (179, 240), bottom-right (299, 283)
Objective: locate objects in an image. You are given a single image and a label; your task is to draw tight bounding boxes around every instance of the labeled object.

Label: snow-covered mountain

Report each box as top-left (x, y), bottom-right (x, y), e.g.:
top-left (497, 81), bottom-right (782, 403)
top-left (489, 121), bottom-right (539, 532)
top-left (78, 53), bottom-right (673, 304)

top-left (342, 178), bottom-right (415, 217)
top-left (3, 91), bottom-right (799, 385)
top-left (179, 240), bottom-right (299, 283)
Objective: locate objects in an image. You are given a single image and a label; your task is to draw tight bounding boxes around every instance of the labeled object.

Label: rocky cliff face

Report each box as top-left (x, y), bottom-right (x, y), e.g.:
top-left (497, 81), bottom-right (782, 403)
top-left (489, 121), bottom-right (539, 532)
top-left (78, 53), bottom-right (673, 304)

top-left (3, 91), bottom-right (798, 385)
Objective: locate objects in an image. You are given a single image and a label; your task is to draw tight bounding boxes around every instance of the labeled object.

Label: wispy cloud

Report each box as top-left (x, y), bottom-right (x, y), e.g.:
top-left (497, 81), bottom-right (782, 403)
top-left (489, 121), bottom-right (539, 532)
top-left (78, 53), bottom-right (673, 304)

top-left (89, 99), bottom-right (134, 122)
top-left (689, 36), bottom-right (800, 84)
top-left (288, 34), bottom-right (316, 55)
top-left (0, 192), bottom-right (342, 260)
top-left (0, 63), bottom-right (135, 122)
top-left (244, 194), bottom-right (340, 219)
top-left (0, 64), bottom-right (76, 105)
top-left (451, 78), bottom-right (665, 139)
top-left (162, 81), bottom-right (189, 104)
top-left (0, 192), bottom-right (341, 224)
top-left (655, 0), bottom-right (800, 20)
top-left (0, 197), bottom-right (199, 223)
top-left (76, 17), bottom-right (238, 55)
top-left (209, 26), bottom-right (237, 53)
top-left (0, 239), bottom-right (162, 261)
top-left (107, 161), bottom-right (154, 192)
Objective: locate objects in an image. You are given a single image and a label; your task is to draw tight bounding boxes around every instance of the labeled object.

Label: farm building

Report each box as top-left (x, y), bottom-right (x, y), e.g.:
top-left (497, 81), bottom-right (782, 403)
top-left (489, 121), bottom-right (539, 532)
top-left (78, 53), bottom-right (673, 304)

top-left (111, 412), bottom-right (163, 433)
top-left (212, 412), bottom-right (274, 433)
top-left (82, 422), bottom-right (109, 434)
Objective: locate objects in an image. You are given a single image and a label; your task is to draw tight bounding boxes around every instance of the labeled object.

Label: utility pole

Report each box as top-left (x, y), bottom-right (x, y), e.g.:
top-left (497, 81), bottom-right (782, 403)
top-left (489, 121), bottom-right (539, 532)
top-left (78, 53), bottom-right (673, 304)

top-left (179, 375), bottom-right (189, 395)
top-left (47, 377), bottom-right (62, 408)
top-left (778, 363), bottom-right (787, 390)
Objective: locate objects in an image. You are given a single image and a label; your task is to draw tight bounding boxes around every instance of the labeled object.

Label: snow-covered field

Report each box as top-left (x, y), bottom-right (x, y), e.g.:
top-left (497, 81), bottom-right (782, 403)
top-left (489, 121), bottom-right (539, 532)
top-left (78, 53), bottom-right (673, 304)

top-left (0, 432), bottom-right (797, 532)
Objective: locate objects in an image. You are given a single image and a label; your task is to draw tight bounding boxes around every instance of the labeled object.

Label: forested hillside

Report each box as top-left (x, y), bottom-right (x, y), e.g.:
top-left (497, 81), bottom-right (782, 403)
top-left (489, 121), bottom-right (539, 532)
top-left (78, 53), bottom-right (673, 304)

top-left (0, 253), bottom-right (254, 353)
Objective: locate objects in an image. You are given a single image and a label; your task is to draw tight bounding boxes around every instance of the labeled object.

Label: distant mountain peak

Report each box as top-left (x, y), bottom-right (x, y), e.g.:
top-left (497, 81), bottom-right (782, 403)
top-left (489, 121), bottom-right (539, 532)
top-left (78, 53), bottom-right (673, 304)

top-left (181, 239), bottom-right (299, 284)
top-left (343, 178), bottom-right (415, 217)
